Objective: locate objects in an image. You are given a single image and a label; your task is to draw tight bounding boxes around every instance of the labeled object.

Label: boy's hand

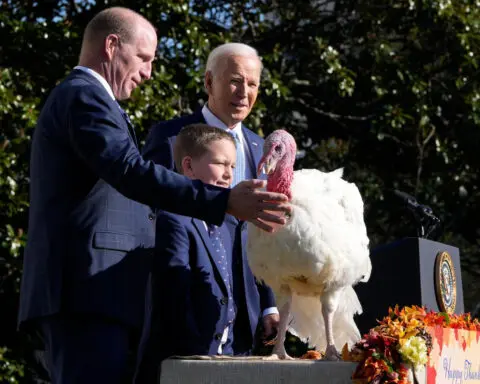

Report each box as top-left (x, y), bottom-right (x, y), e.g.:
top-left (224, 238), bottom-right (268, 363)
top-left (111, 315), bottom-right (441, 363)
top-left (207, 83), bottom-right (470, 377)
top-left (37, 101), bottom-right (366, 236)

top-left (262, 313), bottom-right (280, 344)
top-left (227, 179), bottom-right (292, 232)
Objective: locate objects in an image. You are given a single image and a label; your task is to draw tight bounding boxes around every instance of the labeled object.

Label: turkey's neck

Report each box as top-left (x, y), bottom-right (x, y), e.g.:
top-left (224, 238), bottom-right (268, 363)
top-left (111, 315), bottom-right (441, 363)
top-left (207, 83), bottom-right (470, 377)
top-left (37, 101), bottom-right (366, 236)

top-left (267, 166), bottom-right (294, 200)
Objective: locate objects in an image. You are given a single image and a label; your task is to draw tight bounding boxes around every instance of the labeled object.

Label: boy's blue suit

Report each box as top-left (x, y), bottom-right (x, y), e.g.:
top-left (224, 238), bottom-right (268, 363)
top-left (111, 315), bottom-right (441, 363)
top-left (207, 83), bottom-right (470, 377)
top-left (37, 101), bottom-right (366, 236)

top-left (141, 111), bottom-right (276, 309)
top-left (135, 211), bottom-right (265, 383)
top-left (134, 111), bottom-right (277, 382)
top-left (18, 69), bottom-right (231, 382)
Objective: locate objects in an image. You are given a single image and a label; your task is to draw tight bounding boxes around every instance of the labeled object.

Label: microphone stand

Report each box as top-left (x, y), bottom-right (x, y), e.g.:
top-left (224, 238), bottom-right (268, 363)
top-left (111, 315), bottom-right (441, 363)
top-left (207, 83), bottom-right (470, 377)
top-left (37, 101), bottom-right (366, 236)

top-left (411, 207), bottom-right (439, 239)
top-left (394, 190), bottom-right (441, 240)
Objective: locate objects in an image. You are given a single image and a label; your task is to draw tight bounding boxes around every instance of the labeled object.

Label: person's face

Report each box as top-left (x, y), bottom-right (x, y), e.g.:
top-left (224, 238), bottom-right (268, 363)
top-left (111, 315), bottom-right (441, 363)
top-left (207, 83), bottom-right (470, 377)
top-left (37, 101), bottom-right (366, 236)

top-left (106, 22), bottom-right (157, 100)
top-left (205, 55), bottom-right (261, 128)
top-left (183, 138), bottom-right (236, 188)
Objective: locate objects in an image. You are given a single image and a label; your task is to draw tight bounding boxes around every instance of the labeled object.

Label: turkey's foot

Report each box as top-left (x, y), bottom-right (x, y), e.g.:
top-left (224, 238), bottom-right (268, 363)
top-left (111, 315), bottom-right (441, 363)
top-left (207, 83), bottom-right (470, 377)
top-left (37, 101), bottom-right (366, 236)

top-left (263, 343), bottom-right (293, 360)
top-left (324, 345), bottom-right (341, 361)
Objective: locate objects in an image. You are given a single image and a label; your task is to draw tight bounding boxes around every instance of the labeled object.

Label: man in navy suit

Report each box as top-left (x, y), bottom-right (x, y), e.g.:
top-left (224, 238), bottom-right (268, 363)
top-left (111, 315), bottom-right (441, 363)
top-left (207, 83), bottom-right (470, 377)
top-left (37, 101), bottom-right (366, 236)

top-left (18, 8), bottom-right (290, 384)
top-left (142, 43), bottom-right (280, 342)
top-left (135, 124), bottom-right (273, 382)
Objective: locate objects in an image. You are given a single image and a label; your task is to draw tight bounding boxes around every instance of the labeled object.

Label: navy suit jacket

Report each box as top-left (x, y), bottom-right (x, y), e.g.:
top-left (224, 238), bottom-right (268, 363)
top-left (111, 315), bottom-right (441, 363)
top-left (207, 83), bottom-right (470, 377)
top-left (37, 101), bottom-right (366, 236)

top-left (141, 111), bottom-right (276, 310)
top-left (18, 70), bottom-right (232, 330)
top-left (135, 211), bottom-right (265, 383)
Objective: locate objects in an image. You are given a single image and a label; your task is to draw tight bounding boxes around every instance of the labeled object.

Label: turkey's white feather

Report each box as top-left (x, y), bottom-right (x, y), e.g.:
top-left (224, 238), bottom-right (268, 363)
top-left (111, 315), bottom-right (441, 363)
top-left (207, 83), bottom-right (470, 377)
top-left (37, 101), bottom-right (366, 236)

top-left (247, 168), bottom-right (371, 351)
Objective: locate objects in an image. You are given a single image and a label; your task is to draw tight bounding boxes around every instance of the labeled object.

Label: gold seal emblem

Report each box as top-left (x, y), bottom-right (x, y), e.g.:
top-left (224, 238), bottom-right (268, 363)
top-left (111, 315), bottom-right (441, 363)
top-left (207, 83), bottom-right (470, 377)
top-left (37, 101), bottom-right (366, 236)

top-left (434, 251), bottom-right (457, 314)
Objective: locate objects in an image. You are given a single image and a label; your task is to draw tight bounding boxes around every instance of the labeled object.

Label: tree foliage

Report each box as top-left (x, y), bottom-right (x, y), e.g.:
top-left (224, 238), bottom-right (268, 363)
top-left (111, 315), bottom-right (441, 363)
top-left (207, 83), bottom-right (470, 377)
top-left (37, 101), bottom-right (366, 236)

top-left (1, 0), bottom-right (479, 380)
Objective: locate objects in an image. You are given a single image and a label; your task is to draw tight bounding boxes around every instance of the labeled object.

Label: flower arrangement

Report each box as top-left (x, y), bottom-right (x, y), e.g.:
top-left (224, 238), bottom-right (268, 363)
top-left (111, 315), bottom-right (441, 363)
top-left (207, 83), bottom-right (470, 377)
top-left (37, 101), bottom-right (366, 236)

top-left (342, 305), bottom-right (480, 384)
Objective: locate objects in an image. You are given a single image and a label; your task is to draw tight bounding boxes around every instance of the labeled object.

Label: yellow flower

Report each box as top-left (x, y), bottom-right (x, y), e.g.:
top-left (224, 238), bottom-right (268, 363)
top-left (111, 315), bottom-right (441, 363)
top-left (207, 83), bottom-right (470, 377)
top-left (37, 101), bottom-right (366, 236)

top-left (398, 336), bottom-right (428, 368)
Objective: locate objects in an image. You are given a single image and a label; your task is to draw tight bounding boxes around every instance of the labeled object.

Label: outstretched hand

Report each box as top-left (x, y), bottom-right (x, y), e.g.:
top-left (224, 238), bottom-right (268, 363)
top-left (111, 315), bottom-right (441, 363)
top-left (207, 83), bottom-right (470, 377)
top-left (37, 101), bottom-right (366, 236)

top-left (227, 179), bottom-right (292, 232)
top-left (262, 313), bottom-right (280, 344)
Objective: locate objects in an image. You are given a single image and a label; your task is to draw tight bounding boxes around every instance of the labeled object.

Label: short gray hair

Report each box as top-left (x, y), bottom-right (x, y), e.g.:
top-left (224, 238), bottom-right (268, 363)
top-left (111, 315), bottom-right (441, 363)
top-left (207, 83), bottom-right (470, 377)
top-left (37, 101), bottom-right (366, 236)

top-left (205, 42), bottom-right (263, 75)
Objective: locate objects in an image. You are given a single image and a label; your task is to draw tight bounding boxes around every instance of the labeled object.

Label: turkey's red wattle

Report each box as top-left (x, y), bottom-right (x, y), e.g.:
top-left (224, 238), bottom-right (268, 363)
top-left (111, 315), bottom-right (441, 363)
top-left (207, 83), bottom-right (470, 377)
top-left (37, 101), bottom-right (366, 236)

top-left (267, 164), bottom-right (294, 200)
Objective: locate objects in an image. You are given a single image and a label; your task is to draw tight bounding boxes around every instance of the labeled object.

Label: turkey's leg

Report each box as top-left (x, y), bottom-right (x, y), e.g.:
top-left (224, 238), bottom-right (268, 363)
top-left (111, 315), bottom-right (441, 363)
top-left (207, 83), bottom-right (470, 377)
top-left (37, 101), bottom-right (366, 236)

top-left (263, 293), bottom-right (293, 360)
top-left (321, 290), bottom-right (341, 361)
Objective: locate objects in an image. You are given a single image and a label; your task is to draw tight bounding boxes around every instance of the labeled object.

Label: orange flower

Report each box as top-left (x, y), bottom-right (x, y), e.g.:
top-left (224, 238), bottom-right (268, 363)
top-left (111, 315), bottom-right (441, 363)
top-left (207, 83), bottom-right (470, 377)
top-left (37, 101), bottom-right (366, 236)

top-left (348, 305), bottom-right (480, 384)
top-left (300, 350), bottom-right (323, 360)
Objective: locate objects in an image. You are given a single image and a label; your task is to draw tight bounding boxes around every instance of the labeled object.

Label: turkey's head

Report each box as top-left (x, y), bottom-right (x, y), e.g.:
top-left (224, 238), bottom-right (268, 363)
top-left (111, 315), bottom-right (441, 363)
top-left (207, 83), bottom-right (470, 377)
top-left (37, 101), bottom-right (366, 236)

top-left (257, 129), bottom-right (297, 199)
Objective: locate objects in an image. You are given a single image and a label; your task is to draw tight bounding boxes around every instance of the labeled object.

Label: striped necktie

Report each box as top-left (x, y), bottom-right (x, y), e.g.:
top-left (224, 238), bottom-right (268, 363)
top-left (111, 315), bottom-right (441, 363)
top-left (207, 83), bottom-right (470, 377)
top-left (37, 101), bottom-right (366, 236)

top-left (229, 130), bottom-right (245, 187)
top-left (208, 224), bottom-right (236, 324)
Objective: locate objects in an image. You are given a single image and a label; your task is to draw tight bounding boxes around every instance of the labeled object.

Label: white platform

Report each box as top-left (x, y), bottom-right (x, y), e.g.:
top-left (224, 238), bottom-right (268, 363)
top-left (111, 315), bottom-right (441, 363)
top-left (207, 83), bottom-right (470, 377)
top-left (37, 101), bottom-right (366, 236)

top-left (160, 357), bottom-right (357, 384)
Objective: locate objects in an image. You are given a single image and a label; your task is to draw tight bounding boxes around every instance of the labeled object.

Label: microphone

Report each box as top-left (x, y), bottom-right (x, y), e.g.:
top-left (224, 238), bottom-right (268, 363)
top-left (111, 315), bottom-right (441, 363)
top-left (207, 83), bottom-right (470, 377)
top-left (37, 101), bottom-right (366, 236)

top-left (393, 189), bottom-right (440, 222)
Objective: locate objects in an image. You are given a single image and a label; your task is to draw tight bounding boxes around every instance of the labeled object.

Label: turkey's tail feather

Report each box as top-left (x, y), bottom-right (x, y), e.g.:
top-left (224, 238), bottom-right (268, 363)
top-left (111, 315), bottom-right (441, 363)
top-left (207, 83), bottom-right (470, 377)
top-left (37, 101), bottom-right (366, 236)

top-left (287, 286), bottom-right (362, 351)
top-left (329, 167), bottom-right (344, 178)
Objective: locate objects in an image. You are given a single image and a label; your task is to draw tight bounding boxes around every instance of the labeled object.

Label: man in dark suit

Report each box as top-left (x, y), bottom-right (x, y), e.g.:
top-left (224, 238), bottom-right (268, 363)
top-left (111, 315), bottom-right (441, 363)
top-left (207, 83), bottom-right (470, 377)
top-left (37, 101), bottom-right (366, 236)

top-left (18, 8), bottom-right (290, 384)
top-left (135, 124), bottom-right (273, 383)
top-left (142, 42), bottom-right (280, 347)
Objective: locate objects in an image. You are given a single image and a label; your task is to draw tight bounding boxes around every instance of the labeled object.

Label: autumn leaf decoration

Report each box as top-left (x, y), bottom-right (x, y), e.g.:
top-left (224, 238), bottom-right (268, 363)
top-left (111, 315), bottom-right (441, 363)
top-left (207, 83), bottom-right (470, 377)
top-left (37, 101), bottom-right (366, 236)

top-left (342, 305), bottom-right (480, 384)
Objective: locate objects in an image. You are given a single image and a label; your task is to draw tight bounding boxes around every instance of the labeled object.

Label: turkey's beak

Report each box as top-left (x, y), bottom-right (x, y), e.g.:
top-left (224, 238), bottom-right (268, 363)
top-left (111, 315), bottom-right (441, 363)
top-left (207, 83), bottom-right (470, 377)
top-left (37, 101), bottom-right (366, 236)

top-left (264, 159), bottom-right (275, 175)
top-left (257, 156), bottom-right (275, 177)
top-left (257, 156), bottom-right (266, 177)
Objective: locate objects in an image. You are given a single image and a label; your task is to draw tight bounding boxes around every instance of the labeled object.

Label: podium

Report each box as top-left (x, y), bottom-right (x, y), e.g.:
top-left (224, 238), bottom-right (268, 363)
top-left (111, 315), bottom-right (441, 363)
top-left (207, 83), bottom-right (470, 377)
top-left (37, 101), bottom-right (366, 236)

top-left (355, 237), bottom-right (464, 335)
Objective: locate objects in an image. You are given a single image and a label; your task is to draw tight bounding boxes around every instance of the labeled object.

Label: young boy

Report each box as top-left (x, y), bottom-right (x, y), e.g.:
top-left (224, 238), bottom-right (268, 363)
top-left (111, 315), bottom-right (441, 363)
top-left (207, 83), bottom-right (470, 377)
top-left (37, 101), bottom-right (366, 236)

top-left (134, 124), bottom-right (274, 383)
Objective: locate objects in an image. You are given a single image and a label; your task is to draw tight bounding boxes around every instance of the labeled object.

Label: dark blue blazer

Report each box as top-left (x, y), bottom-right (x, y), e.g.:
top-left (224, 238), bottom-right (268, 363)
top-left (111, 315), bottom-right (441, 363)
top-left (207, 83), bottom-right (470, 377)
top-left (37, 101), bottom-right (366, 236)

top-left (18, 70), bottom-right (231, 329)
top-left (141, 111), bottom-right (276, 310)
top-left (135, 211), bottom-right (265, 383)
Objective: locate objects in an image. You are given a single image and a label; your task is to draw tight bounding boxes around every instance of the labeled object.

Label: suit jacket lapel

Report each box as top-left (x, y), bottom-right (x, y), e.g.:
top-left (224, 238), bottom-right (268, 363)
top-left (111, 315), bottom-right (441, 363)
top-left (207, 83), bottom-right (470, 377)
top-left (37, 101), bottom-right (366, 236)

top-left (194, 108), bottom-right (207, 123)
top-left (242, 126), bottom-right (263, 180)
top-left (124, 118), bottom-right (139, 148)
top-left (70, 69), bottom-right (139, 148)
top-left (192, 218), bottom-right (228, 294)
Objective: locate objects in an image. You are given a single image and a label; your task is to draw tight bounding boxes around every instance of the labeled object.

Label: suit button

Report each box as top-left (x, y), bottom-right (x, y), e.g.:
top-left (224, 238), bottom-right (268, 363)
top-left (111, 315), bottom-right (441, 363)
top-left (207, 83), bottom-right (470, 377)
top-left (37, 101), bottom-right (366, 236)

top-left (215, 333), bottom-right (223, 341)
top-left (148, 213), bottom-right (155, 221)
top-left (220, 297), bottom-right (228, 305)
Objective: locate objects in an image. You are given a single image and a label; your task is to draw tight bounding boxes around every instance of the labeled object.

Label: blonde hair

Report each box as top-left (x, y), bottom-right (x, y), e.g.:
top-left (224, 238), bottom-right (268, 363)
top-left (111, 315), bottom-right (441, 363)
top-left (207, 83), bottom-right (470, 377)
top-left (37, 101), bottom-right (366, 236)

top-left (174, 124), bottom-right (235, 174)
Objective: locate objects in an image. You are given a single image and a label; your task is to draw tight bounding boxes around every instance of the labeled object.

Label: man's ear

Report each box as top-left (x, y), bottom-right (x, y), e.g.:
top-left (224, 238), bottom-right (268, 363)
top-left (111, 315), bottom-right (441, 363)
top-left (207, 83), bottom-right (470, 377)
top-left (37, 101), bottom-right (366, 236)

top-left (105, 34), bottom-right (120, 61)
top-left (182, 156), bottom-right (195, 178)
top-left (204, 71), bottom-right (213, 93)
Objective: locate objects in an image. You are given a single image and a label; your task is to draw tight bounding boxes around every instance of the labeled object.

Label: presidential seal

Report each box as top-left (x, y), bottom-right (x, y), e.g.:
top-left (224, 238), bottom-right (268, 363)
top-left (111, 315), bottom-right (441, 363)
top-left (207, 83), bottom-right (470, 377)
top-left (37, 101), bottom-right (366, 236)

top-left (434, 251), bottom-right (457, 314)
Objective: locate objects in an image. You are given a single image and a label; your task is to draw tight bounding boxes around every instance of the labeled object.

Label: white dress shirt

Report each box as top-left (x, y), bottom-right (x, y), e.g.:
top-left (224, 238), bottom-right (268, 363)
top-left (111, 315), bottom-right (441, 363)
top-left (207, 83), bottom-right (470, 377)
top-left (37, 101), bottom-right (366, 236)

top-left (74, 66), bottom-right (115, 100)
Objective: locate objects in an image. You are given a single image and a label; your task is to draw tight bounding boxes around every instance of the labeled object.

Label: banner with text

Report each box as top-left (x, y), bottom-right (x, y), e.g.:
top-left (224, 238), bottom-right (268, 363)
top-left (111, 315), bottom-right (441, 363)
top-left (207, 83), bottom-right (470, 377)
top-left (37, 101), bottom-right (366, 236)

top-left (427, 326), bottom-right (480, 384)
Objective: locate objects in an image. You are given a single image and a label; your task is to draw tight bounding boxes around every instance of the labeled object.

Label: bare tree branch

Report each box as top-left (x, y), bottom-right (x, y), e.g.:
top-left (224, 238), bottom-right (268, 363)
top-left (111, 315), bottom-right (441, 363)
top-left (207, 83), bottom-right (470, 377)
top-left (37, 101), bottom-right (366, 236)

top-left (296, 97), bottom-right (375, 122)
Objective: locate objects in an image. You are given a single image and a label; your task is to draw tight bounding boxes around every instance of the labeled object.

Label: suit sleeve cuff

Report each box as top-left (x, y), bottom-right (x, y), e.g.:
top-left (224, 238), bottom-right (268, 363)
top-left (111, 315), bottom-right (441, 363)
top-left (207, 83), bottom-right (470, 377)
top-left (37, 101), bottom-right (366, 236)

top-left (262, 307), bottom-right (279, 317)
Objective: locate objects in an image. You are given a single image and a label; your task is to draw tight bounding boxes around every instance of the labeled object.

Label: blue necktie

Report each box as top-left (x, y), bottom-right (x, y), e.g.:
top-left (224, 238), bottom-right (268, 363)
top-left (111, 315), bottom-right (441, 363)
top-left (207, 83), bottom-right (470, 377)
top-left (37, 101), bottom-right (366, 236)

top-left (114, 101), bottom-right (138, 147)
top-left (208, 224), bottom-right (236, 325)
top-left (229, 130), bottom-right (245, 187)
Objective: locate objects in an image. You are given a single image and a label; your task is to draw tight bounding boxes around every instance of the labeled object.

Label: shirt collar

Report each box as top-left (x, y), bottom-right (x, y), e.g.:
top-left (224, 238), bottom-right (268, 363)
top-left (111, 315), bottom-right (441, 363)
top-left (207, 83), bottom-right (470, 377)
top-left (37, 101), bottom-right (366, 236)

top-left (201, 105), bottom-right (243, 138)
top-left (74, 65), bottom-right (115, 100)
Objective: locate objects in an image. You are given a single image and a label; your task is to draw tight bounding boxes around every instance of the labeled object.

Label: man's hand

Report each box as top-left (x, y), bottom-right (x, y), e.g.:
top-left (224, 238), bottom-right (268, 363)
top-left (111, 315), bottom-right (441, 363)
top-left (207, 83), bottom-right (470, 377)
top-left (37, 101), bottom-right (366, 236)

top-left (227, 179), bottom-right (292, 232)
top-left (262, 313), bottom-right (280, 344)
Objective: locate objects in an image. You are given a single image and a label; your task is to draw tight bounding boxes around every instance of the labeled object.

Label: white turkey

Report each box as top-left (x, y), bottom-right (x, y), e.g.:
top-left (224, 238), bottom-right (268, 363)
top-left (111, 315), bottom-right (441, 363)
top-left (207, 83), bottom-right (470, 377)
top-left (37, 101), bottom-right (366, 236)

top-left (247, 129), bottom-right (371, 360)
